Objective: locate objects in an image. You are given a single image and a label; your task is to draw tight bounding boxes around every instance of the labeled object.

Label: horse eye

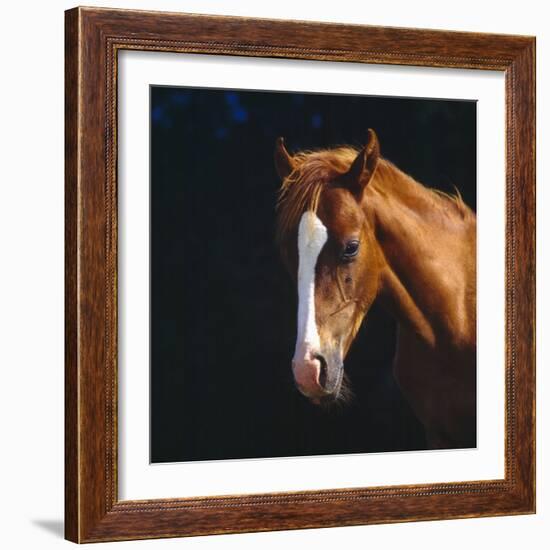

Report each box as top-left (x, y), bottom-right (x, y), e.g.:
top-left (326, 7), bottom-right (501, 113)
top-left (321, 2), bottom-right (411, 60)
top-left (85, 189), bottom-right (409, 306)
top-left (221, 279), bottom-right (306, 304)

top-left (342, 240), bottom-right (360, 260)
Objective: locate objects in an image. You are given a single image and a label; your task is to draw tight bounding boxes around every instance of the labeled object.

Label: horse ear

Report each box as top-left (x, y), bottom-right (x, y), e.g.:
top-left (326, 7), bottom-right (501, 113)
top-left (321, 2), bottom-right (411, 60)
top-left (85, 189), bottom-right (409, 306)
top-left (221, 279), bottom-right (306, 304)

top-left (344, 129), bottom-right (380, 198)
top-left (274, 137), bottom-right (296, 180)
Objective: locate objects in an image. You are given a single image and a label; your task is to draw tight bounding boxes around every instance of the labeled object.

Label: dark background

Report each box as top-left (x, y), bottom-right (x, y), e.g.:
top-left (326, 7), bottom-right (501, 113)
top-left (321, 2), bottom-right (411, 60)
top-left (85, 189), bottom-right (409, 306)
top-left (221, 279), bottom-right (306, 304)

top-left (150, 86), bottom-right (476, 463)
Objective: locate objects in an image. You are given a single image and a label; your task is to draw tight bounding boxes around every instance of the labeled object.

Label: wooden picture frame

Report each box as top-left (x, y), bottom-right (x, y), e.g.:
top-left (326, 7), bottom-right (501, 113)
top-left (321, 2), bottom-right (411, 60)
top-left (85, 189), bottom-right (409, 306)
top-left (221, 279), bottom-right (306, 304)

top-left (65, 6), bottom-right (536, 543)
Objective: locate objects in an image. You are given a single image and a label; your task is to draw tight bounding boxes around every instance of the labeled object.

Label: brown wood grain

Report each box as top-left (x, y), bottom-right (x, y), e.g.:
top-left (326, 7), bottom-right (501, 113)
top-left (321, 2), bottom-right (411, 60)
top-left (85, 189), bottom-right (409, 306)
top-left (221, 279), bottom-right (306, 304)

top-left (64, 6), bottom-right (536, 543)
top-left (64, 7), bottom-right (79, 543)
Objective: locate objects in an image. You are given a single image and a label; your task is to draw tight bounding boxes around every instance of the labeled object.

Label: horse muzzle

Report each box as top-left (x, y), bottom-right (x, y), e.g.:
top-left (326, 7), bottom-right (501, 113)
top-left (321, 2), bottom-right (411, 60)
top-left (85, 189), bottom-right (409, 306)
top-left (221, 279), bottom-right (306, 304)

top-left (292, 346), bottom-right (344, 402)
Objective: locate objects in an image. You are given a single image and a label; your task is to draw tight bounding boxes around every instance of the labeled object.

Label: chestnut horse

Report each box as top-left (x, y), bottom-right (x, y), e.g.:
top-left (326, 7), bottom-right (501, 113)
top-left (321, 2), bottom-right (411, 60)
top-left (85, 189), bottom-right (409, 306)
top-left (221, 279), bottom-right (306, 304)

top-left (275, 130), bottom-right (476, 449)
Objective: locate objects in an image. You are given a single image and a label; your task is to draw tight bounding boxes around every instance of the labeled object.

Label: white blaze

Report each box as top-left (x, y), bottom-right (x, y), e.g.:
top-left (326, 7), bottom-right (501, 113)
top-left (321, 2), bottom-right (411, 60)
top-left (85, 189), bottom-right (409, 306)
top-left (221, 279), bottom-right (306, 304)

top-left (293, 211), bottom-right (328, 360)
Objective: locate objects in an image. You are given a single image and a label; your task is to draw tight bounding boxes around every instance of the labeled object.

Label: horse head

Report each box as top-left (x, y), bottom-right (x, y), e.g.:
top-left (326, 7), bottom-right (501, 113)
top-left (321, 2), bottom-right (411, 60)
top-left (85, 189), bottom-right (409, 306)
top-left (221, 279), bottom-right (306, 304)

top-left (275, 130), bottom-right (384, 405)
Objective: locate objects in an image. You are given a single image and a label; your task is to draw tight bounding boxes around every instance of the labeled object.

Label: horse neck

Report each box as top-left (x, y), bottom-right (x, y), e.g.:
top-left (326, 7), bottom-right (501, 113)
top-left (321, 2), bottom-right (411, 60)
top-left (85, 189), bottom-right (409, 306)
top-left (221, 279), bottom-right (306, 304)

top-left (364, 160), bottom-right (476, 349)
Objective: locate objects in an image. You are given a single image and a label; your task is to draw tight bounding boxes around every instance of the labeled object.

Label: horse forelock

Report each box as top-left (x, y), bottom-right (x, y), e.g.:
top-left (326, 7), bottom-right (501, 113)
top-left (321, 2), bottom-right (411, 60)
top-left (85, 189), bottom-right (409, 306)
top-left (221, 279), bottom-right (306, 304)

top-left (276, 147), bottom-right (359, 246)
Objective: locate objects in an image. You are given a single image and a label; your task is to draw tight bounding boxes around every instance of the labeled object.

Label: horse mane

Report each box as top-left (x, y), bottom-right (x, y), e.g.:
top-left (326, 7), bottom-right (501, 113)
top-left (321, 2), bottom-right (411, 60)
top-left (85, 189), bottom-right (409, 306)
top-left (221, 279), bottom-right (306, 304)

top-left (276, 145), bottom-right (474, 244)
top-left (431, 186), bottom-right (473, 220)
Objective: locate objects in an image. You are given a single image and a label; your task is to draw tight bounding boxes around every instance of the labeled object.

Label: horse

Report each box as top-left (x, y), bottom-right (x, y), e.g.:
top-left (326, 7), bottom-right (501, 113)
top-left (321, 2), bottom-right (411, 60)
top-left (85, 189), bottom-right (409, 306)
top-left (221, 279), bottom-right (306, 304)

top-left (274, 129), bottom-right (476, 449)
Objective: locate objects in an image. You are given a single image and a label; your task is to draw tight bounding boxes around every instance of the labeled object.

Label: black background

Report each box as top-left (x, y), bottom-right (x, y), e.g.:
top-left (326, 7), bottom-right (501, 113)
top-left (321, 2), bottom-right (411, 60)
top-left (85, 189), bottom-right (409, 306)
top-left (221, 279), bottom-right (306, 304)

top-left (150, 86), bottom-right (476, 463)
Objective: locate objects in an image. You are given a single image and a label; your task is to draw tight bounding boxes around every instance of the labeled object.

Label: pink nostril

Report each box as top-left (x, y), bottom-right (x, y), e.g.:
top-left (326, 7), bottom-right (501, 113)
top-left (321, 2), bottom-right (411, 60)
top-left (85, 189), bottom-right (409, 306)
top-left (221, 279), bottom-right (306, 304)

top-left (292, 353), bottom-right (327, 396)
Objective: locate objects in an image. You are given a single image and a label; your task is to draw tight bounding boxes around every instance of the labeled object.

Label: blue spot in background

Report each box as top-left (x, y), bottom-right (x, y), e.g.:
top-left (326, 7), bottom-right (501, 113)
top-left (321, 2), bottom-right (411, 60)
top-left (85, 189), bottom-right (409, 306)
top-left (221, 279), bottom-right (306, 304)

top-left (151, 105), bottom-right (172, 129)
top-left (311, 114), bottom-right (323, 129)
top-left (171, 91), bottom-right (191, 106)
top-left (223, 92), bottom-right (249, 124)
top-left (224, 92), bottom-right (240, 106)
top-left (232, 107), bottom-right (249, 123)
top-left (215, 127), bottom-right (229, 139)
top-left (152, 105), bottom-right (164, 123)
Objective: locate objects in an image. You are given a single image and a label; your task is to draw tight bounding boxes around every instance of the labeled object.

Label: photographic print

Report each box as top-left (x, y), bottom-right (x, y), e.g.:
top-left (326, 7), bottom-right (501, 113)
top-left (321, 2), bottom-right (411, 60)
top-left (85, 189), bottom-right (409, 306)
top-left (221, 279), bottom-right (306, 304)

top-left (150, 86), bottom-right (477, 463)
